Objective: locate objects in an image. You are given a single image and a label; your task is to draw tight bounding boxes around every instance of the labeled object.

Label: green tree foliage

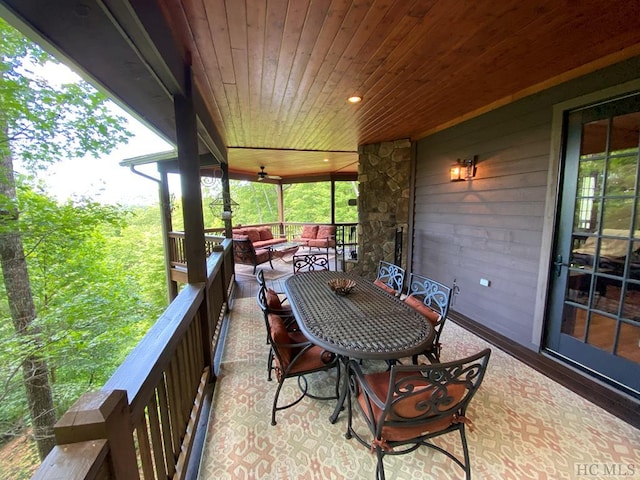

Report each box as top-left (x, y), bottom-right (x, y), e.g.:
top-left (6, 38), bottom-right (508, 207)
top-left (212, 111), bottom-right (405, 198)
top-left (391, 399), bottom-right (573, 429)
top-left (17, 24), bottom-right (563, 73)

top-left (9, 183), bottom-right (157, 408)
top-left (200, 180), bottom-right (358, 228)
top-left (0, 17), bottom-right (133, 460)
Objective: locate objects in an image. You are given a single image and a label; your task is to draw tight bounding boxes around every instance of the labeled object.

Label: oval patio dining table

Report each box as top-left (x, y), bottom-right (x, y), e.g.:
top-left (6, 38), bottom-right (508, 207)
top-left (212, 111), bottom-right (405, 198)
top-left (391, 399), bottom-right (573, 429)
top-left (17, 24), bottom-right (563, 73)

top-left (284, 270), bottom-right (434, 423)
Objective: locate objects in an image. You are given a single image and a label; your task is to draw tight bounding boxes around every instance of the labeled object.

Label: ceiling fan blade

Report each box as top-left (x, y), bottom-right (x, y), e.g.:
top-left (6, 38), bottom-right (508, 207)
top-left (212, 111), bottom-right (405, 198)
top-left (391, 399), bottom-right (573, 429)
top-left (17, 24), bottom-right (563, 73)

top-left (267, 174), bottom-right (282, 180)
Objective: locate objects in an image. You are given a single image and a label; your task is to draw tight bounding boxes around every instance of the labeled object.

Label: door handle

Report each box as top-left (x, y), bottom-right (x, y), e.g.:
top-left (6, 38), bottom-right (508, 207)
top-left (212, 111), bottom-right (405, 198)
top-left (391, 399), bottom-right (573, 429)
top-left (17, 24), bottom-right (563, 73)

top-left (553, 254), bottom-right (569, 277)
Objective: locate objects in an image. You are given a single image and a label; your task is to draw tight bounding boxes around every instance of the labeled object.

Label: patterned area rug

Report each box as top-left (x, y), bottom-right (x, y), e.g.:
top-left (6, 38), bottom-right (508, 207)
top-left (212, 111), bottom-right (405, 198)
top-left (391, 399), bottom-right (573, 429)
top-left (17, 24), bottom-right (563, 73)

top-left (198, 297), bottom-right (640, 479)
top-left (234, 259), bottom-right (295, 281)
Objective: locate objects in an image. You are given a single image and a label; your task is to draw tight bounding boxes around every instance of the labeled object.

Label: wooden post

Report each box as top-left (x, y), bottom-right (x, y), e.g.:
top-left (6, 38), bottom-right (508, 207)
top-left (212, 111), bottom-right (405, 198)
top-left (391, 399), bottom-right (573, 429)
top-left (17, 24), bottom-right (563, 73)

top-left (159, 169), bottom-right (179, 300)
top-left (221, 162), bottom-right (232, 239)
top-left (174, 65), bottom-right (206, 284)
top-left (277, 183), bottom-right (285, 238)
top-left (53, 390), bottom-right (139, 479)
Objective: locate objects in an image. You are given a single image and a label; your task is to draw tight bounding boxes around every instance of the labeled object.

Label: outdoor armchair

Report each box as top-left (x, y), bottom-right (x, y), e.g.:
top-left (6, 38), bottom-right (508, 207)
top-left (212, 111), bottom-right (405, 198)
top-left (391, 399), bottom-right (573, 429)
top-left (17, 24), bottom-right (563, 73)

top-left (403, 272), bottom-right (452, 364)
top-left (346, 348), bottom-right (492, 480)
top-left (257, 287), bottom-right (340, 425)
top-left (374, 260), bottom-right (405, 297)
top-left (232, 236), bottom-right (273, 274)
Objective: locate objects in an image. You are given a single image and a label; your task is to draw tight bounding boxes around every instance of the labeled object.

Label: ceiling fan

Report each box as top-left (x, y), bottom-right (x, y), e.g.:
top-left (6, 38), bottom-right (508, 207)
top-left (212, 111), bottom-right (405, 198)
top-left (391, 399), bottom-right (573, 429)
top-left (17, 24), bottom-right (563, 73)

top-left (257, 165), bottom-right (282, 181)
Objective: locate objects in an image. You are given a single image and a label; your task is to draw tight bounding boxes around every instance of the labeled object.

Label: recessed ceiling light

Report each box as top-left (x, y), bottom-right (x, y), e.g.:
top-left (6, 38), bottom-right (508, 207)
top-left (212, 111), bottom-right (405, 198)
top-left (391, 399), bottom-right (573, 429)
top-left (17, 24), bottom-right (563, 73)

top-left (323, 158), bottom-right (329, 162)
top-left (347, 95), bottom-right (362, 104)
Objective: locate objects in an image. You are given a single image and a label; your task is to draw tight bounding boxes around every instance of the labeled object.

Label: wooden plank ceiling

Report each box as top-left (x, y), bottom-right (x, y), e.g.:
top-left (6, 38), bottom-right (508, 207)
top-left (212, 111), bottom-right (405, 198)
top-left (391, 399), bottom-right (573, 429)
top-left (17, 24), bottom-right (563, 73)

top-left (159, 0), bottom-right (640, 180)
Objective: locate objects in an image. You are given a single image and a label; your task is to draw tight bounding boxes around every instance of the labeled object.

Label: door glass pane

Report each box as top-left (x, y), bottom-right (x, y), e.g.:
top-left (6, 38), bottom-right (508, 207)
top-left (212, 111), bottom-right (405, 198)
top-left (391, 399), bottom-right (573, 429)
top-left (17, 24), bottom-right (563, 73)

top-left (597, 238), bottom-right (627, 275)
top-left (636, 197), bottom-right (640, 238)
top-left (586, 312), bottom-right (616, 352)
top-left (574, 197), bottom-right (600, 232)
top-left (601, 198), bottom-right (633, 232)
top-left (616, 321), bottom-right (640, 363)
top-left (571, 234), bottom-right (595, 272)
top-left (630, 240), bottom-right (640, 282)
top-left (610, 112), bottom-right (640, 153)
top-left (593, 277), bottom-right (622, 315)
top-left (561, 304), bottom-right (586, 340)
top-left (581, 119), bottom-right (608, 156)
top-left (605, 155), bottom-right (637, 196)
top-left (622, 283), bottom-right (640, 319)
top-left (566, 270), bottom-right (591, 305)
top-left (575, 157), bottom-right (603, 232)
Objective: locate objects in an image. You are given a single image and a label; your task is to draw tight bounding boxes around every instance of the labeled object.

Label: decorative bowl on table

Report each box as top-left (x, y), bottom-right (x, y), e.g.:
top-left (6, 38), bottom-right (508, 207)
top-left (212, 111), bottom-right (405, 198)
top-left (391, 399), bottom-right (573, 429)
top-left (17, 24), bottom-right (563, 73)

top-left (328, 278), bottom-right (356, 296)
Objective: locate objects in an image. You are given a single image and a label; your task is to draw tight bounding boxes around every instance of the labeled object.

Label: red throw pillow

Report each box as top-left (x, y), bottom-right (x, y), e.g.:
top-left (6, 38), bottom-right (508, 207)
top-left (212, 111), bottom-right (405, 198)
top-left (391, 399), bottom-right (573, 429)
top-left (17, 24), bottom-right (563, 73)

top-left (317, 225), bottom-right (335, 239)
top-left (374, 279), bottom-right (397, 295)
top-left (268, 314), bottom-right (291, 366)
top-left (266, 288), bottom-right (283, 310)
top-left (404, 295), bottom-right (441, 325)
top-left (301, 224), bottom-right (319, 239)
top-left (258, 226), bottom-right (274, 241)
top-left (245, 228), bottom-right (261, 243)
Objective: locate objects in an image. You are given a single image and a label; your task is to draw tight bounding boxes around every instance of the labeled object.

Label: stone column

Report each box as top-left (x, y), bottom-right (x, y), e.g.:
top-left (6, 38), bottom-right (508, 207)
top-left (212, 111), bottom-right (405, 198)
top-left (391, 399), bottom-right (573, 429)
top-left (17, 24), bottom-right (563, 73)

top-left (353, 138), bottom-right (412, 280)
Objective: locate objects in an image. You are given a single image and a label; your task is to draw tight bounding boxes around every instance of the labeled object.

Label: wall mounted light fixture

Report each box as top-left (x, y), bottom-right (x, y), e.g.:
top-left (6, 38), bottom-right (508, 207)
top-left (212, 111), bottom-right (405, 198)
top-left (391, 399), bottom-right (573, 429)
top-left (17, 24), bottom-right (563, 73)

top-left (450, 155), bottom-right (477, 182)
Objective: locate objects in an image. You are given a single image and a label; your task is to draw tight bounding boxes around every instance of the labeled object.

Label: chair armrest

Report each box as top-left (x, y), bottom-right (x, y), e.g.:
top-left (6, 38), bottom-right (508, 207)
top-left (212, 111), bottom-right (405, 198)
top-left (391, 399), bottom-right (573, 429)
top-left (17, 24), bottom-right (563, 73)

top-left (347, 359), bottom-right (386, 410)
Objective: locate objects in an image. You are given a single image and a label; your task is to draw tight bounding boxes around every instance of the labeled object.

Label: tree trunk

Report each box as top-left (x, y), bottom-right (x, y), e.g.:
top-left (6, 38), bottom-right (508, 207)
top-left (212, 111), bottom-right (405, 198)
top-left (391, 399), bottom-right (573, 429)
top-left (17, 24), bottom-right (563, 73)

top-left (0, 149), bottom-right (56, 460)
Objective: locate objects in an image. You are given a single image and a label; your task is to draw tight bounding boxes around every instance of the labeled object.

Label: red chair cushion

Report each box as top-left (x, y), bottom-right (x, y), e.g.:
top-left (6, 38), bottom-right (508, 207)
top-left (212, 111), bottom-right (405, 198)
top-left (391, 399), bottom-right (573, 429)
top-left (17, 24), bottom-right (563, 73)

top-left (404, 295), bottom-right (441, 325)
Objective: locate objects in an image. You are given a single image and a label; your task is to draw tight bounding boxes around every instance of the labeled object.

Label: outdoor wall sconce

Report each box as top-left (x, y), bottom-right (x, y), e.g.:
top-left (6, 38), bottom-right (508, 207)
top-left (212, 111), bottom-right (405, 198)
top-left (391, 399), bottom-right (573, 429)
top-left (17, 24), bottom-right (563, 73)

top-left (450, 155), bottom-right (477, 182)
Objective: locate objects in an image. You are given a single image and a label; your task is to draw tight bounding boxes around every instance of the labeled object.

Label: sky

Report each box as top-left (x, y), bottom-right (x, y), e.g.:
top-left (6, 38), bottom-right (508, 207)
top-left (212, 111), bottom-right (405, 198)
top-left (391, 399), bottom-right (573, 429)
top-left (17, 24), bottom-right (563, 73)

top-left (32, 62), bottom-right (177, 206)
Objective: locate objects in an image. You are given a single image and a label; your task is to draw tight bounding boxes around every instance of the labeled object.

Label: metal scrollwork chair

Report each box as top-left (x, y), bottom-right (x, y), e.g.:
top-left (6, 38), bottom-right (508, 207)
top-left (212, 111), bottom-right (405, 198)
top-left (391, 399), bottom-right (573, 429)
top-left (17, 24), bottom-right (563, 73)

top-left (346, 348), bottom-right (492, 480)
top-left (256, 281), bottom-right (301, 381)
top-left (256, 270), bottom-right (292, 318)
top-left (374, 260), bottom-right (405, 297)
top-left (403, 272), bottom-right (452, 364)
top-left (257, 286), bottom-right (340, 425)
top-left (292, 253), bottom-right (330, 273)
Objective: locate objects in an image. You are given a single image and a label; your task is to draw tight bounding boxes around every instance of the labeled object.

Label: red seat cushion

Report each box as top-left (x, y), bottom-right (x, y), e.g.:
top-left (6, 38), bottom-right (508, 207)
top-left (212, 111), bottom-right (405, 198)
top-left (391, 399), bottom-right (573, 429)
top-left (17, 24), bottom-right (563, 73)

top-left (254, 248), bottom-right (271, 263)
top-left (268, 314), bottom-right (334, 374)
top-left (358, 370), bottom-right (466, 442)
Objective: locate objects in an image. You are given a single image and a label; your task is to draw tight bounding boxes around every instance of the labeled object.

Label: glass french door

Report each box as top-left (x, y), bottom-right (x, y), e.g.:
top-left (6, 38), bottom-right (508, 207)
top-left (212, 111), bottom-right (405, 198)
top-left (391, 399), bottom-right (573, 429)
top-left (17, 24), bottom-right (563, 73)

top-left (545, 93), bottom-right (640, 397)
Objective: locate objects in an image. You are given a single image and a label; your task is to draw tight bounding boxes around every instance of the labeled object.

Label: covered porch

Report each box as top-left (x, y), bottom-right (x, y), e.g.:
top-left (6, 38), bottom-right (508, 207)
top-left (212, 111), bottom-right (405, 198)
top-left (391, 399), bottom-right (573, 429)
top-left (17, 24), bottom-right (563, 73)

top-left (1, 0), bottom-right (639, 478)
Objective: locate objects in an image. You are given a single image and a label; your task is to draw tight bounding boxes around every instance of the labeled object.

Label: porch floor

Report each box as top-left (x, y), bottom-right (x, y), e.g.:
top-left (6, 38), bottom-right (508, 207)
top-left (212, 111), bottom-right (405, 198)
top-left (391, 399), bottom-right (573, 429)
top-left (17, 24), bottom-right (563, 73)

top-left (197, 258), bottom-right (640, 479)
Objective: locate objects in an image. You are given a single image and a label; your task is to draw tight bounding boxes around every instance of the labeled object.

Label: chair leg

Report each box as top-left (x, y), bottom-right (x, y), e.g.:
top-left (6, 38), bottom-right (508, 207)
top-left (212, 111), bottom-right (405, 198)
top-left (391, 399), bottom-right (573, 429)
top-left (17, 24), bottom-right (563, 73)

top-left (460, 426), bottom-right (471, 480)
top-left (271, 380), bottom-right (285, 425)
top-left (267, 348), bottom-right (274, 381)
top-left (375, 448), bottom-right (386, 480)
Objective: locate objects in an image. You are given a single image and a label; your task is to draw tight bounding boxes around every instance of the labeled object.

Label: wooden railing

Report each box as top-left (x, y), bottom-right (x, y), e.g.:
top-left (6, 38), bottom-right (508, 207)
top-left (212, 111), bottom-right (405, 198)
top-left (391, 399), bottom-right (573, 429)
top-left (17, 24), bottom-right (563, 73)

top-left (31, 239), bottom-right (235, 479)
top-left (169, 232), bottom-right (225, 265)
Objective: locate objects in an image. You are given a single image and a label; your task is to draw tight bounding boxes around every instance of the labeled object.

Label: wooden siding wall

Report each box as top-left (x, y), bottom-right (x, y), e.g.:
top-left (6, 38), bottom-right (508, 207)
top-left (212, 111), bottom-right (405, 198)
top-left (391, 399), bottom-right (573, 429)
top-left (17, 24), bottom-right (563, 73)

top-left (412, 56), bottom-right (640, 350)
